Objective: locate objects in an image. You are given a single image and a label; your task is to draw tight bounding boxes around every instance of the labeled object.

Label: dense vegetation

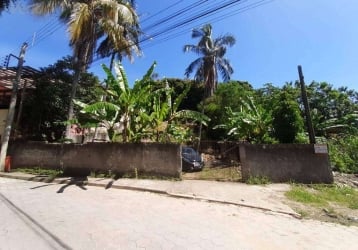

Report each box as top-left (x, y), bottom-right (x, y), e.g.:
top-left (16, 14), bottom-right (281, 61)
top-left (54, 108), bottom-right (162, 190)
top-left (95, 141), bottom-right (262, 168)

top-left (18, 57), bottom-right (358, 173)
top-left (2, 2), bottom-right (356, 173)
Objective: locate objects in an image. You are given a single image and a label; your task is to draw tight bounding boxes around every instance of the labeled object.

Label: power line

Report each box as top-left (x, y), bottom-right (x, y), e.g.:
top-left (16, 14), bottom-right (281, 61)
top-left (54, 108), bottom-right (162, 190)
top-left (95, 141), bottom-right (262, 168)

top-left (140, 0), bottom-right (185, 24)
top-left (140, 0), bottom-right (247, 48)
top-left (27, 16), bottom-right (65, 50)
top-left (90, 0), bottom-right (272, 67)
top-left (140, 0), bottom-right (272, 50)
top-left (2, 0), bottom-right (273, 69)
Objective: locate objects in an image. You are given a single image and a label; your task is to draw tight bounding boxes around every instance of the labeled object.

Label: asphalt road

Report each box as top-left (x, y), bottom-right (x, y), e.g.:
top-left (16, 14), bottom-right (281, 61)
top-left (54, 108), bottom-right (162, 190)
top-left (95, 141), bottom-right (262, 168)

top-left (0, 177), bottom-right (357, 250)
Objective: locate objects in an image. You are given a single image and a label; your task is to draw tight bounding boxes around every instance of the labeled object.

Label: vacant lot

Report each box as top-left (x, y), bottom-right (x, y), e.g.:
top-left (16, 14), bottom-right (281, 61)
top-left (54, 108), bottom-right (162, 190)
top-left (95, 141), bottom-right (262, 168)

top-left (183, 155), bottom-right (358, 226)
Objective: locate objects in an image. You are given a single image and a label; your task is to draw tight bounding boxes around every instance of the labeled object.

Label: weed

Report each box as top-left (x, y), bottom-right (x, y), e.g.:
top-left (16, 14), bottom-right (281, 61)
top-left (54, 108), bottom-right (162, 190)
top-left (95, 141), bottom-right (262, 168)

top-left (286, 185), bottom-right (327, 206)
top-left (15, 167), bottom-right (63, 178)
top-left (246, 175), bottom-right (271, 185)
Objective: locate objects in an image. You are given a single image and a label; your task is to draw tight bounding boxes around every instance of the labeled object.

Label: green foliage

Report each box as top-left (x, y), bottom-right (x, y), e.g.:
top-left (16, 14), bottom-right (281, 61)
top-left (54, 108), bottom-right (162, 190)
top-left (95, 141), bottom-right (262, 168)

top-left (306, 82), bottom-right (358, 136)
top-left (245, 175), bottom-right (271, 185)
top-left (286, 185), bottom-right (327, 205)
top-left (272, 90), bottom-right (304, 143)
top-left (154, 78), bottom-right (205, 113)
top-left (15, 167), bottom-right (63, 178)
top-left (328, 135), bottom-right (358, 174)
top-left (286, 184), bottom-right (358, 209)
top-left (21, 56), bottom-right (100, 141)
top-left (204, 81), bottom-right (257, 140)
top-left (75, 61), bottom-right (209, 143)
top-left (214, 97), bottom-right (273, 143)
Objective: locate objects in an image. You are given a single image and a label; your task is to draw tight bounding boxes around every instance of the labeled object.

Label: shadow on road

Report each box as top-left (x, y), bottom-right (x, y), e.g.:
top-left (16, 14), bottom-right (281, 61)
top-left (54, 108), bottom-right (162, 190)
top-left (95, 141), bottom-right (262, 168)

top-left (57, 177), bottom-right (88, 193)
top-left (30, 183), bottom-right (57, 190)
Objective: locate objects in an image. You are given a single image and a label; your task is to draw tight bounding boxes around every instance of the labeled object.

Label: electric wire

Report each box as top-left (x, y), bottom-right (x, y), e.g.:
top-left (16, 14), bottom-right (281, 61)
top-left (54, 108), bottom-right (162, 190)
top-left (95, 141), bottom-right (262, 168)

top-left (141, 0), bottom-right (272, 50)
top-left (139, 0), bottom-right (184, 24)
top-left (2, 0), bottom-right (273, 69)
top-left (89, 0), bottom-right (272, 68)
top-left (139, 0), bottom-right (249, 48)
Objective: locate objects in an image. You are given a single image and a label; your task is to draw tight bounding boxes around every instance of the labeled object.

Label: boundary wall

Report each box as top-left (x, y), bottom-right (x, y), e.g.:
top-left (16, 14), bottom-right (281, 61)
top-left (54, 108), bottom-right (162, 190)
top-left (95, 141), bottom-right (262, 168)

top-left (239, 144), bottom-right (333, 184)
top-left (8, 141), bottom-right (182, 178)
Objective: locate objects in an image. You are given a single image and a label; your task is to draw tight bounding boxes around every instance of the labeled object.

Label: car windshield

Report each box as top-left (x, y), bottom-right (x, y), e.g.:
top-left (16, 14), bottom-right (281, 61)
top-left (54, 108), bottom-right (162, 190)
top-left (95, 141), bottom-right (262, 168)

top-left (182, 147), bottom-right (201, 161)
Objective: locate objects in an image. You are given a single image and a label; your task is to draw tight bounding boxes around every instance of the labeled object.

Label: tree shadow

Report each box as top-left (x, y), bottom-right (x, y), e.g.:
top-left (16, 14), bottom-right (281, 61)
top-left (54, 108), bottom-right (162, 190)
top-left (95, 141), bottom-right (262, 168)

top-left (57, 177), bottom-right (88, 193)
top-left (105, 174), bottom-right (121, 190)
top-left (30, 183), bottom-right (57, 190)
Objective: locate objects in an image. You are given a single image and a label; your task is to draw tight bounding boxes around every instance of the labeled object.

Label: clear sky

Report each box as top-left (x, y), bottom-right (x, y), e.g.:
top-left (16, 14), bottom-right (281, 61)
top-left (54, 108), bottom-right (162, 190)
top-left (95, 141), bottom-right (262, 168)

top-left (0, 0), bottom-right (357, 90)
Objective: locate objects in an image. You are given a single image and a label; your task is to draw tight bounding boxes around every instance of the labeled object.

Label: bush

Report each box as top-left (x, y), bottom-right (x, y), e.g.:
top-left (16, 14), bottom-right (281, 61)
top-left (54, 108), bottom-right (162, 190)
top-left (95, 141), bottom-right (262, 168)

top-left (272, 92), bottom-right (304, 143)
top-left (329, 135), bottom-right (358, 173)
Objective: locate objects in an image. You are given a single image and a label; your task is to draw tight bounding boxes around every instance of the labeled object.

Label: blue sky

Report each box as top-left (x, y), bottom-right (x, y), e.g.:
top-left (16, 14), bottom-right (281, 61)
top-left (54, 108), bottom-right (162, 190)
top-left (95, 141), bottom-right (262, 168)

top-left (1, 0), bottom-right (357, 90)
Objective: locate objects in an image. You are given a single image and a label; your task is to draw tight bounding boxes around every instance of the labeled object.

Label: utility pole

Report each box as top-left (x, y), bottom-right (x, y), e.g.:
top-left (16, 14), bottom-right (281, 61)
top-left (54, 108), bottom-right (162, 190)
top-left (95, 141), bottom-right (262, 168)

top-left (0, 42), bottom-right (28, 172)
top-left (297, 65), bottom-right (316, 144)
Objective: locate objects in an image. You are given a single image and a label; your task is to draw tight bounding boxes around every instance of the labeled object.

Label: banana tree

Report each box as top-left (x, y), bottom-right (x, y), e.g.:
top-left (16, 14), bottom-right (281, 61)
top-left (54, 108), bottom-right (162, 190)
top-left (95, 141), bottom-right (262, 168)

top-left (214, 97), bottom-right (272, 143)
top-left (75, 61), bottom-right (155, 142)
top-left (76, 61), bottom-right (209, 143)
top-left (142, 83), bottom-right (210, 143)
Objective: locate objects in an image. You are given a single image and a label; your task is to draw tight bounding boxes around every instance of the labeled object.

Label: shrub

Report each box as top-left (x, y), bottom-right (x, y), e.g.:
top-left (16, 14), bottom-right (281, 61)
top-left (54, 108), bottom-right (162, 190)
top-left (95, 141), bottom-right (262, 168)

top-left (329, 135), bottom-right (358, 173)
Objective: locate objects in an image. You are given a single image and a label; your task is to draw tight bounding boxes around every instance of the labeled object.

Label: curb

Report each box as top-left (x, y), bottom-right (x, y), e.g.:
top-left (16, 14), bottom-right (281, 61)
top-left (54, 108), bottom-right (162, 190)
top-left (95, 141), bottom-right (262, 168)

top-left (0, 172), bottom-right (301, 219)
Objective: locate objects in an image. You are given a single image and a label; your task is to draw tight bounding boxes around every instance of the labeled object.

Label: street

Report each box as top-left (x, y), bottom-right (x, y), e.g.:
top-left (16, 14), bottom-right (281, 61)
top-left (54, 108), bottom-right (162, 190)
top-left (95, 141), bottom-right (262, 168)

top-left (0, 177), bottom-right (357, 250)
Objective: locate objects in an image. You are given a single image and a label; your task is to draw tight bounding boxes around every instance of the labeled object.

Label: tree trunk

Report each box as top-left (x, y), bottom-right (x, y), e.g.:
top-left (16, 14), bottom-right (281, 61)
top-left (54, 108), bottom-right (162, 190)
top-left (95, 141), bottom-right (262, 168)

top-left (65, 68), bottom-right (82, 139)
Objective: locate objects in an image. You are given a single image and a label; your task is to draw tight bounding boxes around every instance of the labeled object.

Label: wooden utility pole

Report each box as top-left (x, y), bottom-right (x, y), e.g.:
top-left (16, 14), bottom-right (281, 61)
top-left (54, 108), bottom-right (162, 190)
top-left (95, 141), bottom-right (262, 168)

top-left (0, 42), bottom-right (28, 172)
top-left (298, 65), bottom-right (316, 144)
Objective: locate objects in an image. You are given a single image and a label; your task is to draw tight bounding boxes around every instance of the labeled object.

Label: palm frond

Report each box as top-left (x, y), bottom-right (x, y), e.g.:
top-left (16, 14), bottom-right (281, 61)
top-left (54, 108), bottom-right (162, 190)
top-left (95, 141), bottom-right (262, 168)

top-left (172, 110), bottom-right (210, 126)
top-left (30, 0), bottom-right (68, 15)
top-left (184, 58), bottom-right (204, 79)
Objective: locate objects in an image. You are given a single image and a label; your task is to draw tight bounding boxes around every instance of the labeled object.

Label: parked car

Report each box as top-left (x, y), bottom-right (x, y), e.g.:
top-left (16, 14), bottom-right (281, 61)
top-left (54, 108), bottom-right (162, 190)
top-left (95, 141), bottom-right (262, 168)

top-left (181, 146), bottom-right (204, 172)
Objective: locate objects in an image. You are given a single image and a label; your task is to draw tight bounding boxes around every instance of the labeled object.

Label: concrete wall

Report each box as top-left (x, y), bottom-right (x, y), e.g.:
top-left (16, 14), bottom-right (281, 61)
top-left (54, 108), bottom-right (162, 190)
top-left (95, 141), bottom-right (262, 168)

top-left (239, 144), bottom-right (333, 184)
top-left (8, 141), bottom-right (182, 178)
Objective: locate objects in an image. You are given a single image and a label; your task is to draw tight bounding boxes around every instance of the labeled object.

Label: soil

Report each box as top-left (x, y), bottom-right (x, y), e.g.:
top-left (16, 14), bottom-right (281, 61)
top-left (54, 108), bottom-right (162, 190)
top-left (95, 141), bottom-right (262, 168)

top-left (290, 171), bottom-right (358, 227)
top-left (332, 171), bottom-right (358, 189)
top-left (182, 154), bottom-right (358, 226)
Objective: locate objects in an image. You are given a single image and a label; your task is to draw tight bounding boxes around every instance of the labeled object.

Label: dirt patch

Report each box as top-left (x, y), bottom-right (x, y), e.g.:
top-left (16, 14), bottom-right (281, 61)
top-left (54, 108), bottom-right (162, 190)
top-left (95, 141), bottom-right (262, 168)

top-left (183, 154), bottom-right (358, 226)
top-left (285, 173), bottom-right (358, 227)
top-left (285, 199), bottom-right (358, 227)
top-left (182, 154), bottom-right (241, 181)
top-left (333, 172), bottom-right (358, 188)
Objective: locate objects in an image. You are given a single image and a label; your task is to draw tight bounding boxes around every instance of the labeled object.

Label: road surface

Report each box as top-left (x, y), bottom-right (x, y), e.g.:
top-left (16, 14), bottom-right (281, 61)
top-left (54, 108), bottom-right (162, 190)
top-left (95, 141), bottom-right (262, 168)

top-left (0, 177), bottom-right (357, 249)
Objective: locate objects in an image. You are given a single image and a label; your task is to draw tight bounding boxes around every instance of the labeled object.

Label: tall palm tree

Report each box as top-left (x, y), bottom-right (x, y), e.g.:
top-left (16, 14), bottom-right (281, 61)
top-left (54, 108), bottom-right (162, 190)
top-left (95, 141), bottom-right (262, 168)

top-left (96, 22), bottom-right (141, 70)
top-left (29, 0), bottom-right (140, 138)
top-left (0, 0), bottom-right (12, 15)
top-left (183, 24), bottom-right (235, 97)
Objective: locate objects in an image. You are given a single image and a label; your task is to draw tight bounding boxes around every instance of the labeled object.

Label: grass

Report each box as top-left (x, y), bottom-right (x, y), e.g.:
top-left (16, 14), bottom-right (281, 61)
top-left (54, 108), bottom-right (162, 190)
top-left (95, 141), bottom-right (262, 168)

top-left (286, 185), bottom-right (327, 205)
top-left (90, 169), bottom-right (181, 181)
top-left (14, 167), bottom-right (63, 178)
top-left (245, 175), bottom-right (271, 185)
top-left (285, 184), bottom-right (358, 226)
top-left (286, 184), bottom-right (358, 209)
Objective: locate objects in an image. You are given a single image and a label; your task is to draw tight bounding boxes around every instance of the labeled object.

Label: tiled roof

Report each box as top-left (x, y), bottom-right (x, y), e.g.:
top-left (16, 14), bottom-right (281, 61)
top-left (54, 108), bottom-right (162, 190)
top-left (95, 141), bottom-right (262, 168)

top-left (0, 66), bottom-right (40, 90)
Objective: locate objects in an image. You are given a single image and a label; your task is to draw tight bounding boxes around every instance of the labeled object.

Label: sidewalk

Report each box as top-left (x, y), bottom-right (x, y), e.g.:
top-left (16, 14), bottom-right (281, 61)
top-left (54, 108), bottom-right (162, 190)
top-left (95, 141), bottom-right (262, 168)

top-left (0, 171), bottom-right (299, 218)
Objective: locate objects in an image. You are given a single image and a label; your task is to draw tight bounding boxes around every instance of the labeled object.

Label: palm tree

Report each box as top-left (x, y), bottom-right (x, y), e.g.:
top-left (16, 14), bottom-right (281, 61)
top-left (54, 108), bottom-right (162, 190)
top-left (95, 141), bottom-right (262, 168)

top-left (29, 0), bottom-right (140, 138)
top-left (183, 24), bottom-right (235, 97)
top-left (0, 0), bottom-right (11, 15)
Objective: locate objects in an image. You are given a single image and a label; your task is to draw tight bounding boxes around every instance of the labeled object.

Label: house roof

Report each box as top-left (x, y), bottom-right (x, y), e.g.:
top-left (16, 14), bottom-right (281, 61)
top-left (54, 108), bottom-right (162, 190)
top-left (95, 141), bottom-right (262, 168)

top-left (0, 66), bottom-right (40, 90)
